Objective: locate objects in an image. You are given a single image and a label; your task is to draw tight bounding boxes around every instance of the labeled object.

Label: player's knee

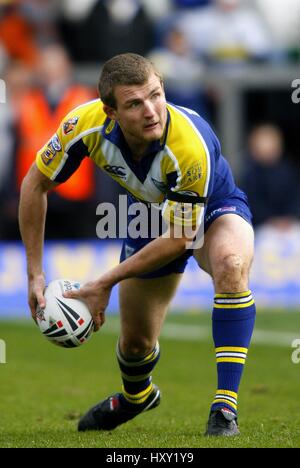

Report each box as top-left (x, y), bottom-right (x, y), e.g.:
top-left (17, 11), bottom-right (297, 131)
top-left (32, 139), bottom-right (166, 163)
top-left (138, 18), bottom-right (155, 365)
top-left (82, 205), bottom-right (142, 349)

top-left (214, 253), bottom-right (246, 290)
top-left (119, 337), bottom-right (154, 360)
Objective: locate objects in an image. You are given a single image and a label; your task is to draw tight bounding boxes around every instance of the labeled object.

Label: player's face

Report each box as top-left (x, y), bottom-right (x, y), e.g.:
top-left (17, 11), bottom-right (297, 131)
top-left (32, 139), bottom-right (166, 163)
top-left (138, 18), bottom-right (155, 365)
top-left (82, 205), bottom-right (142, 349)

top-left (105, 74), bottom-right (167, 153)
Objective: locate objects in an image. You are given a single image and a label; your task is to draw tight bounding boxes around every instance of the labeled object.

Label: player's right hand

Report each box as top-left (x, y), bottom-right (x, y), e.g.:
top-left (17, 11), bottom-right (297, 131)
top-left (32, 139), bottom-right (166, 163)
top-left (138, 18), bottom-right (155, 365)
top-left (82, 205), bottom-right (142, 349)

top-left (28, 273), bottom-right (46, 323)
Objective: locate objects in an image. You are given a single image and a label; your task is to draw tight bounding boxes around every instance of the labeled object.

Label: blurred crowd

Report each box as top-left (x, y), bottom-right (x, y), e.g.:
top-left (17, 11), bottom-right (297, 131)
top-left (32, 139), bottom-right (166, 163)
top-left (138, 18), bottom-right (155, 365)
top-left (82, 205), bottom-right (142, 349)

top-left (1, 0), bottom-right (300, 240)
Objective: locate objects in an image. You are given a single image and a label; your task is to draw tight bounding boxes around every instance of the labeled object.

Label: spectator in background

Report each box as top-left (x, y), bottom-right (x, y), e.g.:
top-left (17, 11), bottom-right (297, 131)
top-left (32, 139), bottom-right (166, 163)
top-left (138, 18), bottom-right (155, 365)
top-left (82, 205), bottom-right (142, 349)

top-left (177, 0), bottom-right (272, 65)
top-left (148, 27), bottom-right (208, 117)
top-left (17, 0), bottom-right (59, 46)
top-left (0, 60), bottom-right (33, 240)
top-left (0, 41), bottom-right (8, 73)
top-left (7, 44), bottom-right (97, 239)
top-left (254, 0), bottom-right (300, 62)
top-left (58, 0), bottom-right (98, 24)
top-left (58, 0), bottom-right (154, 63)
top-left (0, 83), bottom-right (14, 211)
top-left (0, 2), bottom-right (39, 67)
top-left (241, 124), bottom-right (300, 231)
top-left (173, 0), bottom-right (211, 8)
top-left (152, 0), bottom-right (211, 48)
top-left (139, 0), bottom-right (173, 21)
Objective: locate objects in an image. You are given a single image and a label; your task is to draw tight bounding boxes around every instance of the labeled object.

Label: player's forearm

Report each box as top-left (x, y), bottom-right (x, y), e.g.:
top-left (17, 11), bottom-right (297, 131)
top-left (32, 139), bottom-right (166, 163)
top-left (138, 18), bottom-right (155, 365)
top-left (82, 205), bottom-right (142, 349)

top-left (19, 176), bottom-right (47, 279)
top-left (98, 233), bottom-right (188, 287)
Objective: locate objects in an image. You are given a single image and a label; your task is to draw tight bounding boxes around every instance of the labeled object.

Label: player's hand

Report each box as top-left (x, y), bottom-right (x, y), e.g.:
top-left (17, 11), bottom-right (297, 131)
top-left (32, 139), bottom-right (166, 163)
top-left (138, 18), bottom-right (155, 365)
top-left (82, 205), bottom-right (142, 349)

top-left (63, 280), bottom-right (111, 332)
top-left (28, 273), bottom-right (46, 324)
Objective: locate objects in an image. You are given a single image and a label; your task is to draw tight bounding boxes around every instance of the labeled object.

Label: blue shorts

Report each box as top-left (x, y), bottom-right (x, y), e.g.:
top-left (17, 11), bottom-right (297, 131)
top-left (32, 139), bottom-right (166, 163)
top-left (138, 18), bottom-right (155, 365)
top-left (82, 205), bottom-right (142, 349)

top-left (120, 187), bottom-right (252, 279)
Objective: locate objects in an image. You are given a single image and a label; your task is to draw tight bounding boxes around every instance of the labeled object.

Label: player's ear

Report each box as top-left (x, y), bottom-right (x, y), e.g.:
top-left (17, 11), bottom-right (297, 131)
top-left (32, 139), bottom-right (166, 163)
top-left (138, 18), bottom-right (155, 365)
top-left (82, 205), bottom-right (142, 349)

top-left (103, 104), bottom-right (117, 121)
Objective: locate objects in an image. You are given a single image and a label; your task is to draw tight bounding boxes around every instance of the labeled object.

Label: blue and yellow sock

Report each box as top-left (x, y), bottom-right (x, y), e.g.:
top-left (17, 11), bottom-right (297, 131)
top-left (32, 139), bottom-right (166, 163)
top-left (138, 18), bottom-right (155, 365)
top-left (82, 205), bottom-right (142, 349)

top-left (211, 290), bottom-right (256, 415)
top-left (116, 341), bottom-right (160, 410)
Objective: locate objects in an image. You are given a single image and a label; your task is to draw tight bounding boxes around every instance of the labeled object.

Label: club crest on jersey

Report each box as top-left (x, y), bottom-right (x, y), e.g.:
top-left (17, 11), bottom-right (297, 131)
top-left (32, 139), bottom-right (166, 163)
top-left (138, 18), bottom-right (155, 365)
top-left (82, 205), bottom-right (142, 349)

top-left (40, 135), bottom-right (61, 166)
top-left (173, 202), bottom-right (193, 220)
top-left (63, 116), bottom-right (79, 135)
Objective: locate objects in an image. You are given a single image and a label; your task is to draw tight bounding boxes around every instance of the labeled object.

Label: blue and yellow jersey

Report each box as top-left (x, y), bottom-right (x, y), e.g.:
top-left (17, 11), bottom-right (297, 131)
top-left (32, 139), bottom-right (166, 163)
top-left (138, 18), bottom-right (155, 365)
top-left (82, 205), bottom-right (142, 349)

top-left (36, 99), bottom-right (236, 227)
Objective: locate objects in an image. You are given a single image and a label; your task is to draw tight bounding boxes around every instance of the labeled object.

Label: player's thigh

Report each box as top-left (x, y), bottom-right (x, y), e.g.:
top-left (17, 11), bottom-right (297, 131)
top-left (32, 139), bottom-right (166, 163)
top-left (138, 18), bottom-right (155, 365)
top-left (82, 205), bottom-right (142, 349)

top-left (119, 273), bottom-right (182, 348)
top-left (193, 214), bottom-right (254, 279)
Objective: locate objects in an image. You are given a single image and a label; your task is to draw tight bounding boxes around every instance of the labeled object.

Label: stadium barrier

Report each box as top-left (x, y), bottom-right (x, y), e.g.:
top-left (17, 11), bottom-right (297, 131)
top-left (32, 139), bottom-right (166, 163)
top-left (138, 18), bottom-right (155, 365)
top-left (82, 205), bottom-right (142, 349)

top-left (0, 225), bottom-right (300, 317)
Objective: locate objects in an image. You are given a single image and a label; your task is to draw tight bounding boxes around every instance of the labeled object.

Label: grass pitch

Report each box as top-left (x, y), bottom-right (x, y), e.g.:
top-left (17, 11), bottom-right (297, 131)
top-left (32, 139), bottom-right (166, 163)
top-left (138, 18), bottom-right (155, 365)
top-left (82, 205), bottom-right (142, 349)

top-left (0, 312), bottom-right (300, 448)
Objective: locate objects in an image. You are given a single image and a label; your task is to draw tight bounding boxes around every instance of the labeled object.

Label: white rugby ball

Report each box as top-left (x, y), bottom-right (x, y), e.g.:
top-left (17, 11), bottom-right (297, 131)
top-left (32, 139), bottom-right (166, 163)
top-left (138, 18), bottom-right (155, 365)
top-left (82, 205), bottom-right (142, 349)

top-left (36, 279), bottom-right (94, 348)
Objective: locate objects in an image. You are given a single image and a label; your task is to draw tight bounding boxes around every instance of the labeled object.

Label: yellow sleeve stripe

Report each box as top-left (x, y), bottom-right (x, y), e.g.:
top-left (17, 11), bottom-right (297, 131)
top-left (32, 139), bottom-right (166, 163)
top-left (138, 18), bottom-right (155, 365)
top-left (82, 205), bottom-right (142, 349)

top-left (35, 156), bottom-right (55, 180)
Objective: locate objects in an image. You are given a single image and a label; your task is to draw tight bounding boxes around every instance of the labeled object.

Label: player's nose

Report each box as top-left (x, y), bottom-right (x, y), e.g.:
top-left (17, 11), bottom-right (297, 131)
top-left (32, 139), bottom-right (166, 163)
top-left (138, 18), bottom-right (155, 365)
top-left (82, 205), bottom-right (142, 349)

top-left (143, 100), bottom-right (155, 118)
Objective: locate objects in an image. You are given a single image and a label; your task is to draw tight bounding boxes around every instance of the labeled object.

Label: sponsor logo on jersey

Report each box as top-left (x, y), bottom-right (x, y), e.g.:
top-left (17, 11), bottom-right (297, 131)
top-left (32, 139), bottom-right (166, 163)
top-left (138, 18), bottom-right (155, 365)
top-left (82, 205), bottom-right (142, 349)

top-left (205, 206), bottom-right (237, 223)
top-left (40, 136), bottom-right (61, 166)
top-left (183, 162), bottom-right (202, 184)
top-left (63, 116), bottom-right (79, 135)
top-left (50, 134), bottom-right (62, 152)
top-left (103, 165), bottom-right (127, 179)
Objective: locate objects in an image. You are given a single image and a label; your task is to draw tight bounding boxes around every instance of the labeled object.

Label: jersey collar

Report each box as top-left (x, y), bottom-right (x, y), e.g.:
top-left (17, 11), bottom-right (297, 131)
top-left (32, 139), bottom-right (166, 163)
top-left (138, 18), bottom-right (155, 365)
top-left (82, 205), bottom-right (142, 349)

top-left (101, 111), bottom-right (170, 184)
top-left (101, 109), bottom-right (170, 158)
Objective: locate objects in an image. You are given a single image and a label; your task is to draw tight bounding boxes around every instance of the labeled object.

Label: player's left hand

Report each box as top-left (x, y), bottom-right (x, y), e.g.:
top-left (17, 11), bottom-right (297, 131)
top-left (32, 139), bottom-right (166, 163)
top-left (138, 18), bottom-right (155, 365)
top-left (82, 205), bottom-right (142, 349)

top-left (63, 280), bottom-right (112, 331)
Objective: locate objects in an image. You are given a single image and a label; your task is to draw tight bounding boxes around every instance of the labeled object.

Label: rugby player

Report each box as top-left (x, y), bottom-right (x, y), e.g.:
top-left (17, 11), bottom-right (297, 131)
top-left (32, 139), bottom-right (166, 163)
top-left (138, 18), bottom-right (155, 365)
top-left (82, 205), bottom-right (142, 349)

top-left (19, 53), bottom-right (256, 436)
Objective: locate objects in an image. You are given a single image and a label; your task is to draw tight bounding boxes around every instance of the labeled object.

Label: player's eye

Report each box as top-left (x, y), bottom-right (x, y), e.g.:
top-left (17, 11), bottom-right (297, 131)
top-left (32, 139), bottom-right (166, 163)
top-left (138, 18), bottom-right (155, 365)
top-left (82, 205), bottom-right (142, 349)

top-left (129, 101), bottom-right (140, 109)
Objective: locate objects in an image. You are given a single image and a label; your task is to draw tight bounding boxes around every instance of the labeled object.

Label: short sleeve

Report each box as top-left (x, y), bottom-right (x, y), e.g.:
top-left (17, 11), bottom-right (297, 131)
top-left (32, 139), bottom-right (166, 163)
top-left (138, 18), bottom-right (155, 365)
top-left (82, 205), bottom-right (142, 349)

top-left (36, 113), bottom-right (88, 182)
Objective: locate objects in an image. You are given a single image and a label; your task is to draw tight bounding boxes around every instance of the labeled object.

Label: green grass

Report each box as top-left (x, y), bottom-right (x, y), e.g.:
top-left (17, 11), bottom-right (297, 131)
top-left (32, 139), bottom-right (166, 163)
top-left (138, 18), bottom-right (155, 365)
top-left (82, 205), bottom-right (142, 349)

top-left (0, 312), bottom-right (300, 448)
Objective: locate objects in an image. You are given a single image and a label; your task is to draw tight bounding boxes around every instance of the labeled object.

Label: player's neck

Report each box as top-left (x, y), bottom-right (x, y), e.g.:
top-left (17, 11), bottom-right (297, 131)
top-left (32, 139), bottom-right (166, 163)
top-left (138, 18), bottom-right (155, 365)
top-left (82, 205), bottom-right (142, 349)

top-left (125, 138), bottom-right (151, 162)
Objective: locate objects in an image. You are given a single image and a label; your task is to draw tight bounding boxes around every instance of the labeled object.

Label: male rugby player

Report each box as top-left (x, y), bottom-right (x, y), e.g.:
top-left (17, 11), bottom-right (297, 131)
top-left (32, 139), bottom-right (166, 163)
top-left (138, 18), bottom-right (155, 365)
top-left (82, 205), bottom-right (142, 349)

top-left (19, 53), bottom-right (255, 437)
